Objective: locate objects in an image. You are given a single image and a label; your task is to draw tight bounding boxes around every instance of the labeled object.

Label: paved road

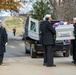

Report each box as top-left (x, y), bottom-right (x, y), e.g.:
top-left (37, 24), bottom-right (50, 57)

top-left (0, 17), bottom-right (76, 75)
top-left (0, 39), bottom-right (75, 75)
top-left (5, 39), bottom-right (25, 58)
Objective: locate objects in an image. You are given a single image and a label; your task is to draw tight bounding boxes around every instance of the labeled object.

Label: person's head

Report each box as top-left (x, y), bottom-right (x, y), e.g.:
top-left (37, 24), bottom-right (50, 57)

top-left (73, 17), bottom-right (76, 23)
top-left (43, 14), bottom-right (52, 21)
top-left (0, 20), bottom-right (2, 26)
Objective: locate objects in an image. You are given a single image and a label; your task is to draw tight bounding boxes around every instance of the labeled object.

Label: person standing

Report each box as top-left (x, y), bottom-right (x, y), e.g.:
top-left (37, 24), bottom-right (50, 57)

top-left (41, 14), bottom-right (56, 67)
top-left (0, 20), bottom-right (8, 65)
top-left (72, 17), bottom-right (76, 66)
top-left (13, 27), bottom-right (16, 36)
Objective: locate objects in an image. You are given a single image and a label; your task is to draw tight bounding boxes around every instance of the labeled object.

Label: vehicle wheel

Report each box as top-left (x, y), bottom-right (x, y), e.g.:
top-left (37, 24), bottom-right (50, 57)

top-left (63, 51), bottom-right (69, 57)
top-left (25, 49), bottom-right (30, 54)
top-left (22, 38), bottom-right (25, 40)
top-left (31, 48), bottom-right (37, 58)
top-left (25, 45), bottom-right (30, 54)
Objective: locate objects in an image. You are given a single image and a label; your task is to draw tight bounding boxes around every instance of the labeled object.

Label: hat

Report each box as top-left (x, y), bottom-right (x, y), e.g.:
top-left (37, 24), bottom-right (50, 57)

top-left (0, 20), bottom-right (2, 22)
top-left (73, 17), bottom-right (76, 20)
top-left (43, 14), bottom-right (51, 21)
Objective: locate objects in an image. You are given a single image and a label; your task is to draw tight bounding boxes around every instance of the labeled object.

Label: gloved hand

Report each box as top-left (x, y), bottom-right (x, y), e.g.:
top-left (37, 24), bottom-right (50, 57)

top-left (5, 42), bottom-right (8, 45)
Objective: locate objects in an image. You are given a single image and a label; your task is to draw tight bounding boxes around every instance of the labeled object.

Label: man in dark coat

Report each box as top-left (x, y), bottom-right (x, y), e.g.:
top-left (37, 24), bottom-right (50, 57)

top-left (41, 14), bottom-right (56, 67)
top-left (0, 20), bottom-right (7, 65)
top-left (72, 17), bottom-right (76, 66)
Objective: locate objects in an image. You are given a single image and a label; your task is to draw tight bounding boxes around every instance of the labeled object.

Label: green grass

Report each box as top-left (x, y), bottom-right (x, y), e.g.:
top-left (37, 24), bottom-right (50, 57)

top-left (5, 16), bottom-right (26, 36)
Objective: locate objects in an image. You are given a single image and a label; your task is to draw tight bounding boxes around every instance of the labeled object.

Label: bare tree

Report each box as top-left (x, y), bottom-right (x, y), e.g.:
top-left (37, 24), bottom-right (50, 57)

top-left (59, 0), bottom-right (76, 22)
top-left (49, 0), bottom-right (76, 22)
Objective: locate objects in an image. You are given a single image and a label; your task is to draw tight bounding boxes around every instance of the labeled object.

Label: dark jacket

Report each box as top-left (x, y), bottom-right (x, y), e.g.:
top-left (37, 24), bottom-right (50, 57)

top-left (40, 21), bottom-right (56, 45)
top-left (0, 26), bottom-right (7, 55)
top-left (74, 23), bottom-right (76, 36)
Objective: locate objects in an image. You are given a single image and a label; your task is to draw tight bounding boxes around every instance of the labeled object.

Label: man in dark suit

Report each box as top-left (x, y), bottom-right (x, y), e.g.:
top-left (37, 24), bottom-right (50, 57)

top-left (41, 14), bottom-right (56, 67)
top-left (0, 20), bottom-right (7, 65)
top-left (72, 17), bottom-right (76, 66)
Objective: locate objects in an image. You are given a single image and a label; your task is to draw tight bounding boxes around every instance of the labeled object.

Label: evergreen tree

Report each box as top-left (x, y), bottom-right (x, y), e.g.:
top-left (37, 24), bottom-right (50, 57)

top-left (31, 0), bottom-right (54, 20)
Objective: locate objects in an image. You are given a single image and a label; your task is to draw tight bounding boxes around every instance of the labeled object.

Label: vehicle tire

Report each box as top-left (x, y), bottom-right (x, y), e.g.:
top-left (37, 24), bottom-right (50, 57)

top-left (25, 45), bottom-right (30, 54)
top-left (25, 49), bottom-right (30, 54)
top-left (31, 48), bottom-right (37, 58)
top-left (22, 38), bottom-right (25, 40)
top-left (63, 51), bottom-right (69, 57)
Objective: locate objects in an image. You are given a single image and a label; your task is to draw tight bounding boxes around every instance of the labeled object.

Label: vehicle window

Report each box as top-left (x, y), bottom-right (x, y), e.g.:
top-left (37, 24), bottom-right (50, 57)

top-left (30, 21), bottom-right (36, 32)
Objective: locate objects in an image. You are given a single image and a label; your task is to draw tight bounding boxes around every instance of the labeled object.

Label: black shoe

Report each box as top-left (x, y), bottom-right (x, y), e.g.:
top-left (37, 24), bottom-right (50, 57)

top-left (74, 62), bottom-right (76, 66)
top-left (72, 61), bottom-right (74, 63)
top-left (72, 61), bottom-right (75, 64)
top-left (43, 63), bottom-right (46, 66)
top-left (0, 63), bottom-right (2, 65)
top-left (47, 64), bottom-right (56, 67)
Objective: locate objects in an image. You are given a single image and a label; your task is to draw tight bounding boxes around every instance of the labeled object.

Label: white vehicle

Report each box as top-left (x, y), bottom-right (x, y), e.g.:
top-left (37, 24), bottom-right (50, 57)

top-left (23, 17), bottom-right (74, 58)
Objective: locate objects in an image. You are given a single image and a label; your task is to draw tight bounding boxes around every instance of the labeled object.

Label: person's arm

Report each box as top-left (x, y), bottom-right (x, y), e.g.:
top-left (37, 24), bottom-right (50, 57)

top-left (74, 25), bottom-right (76, 35)
top-left (3, 28), bottom-right (8, 44)
top-left (47, 22), bottom-right (56, 35)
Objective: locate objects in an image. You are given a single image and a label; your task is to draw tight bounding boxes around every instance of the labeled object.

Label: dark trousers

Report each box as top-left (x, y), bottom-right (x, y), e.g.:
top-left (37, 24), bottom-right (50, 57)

top-left (44, 45), bottom-right (54, 66)
top-left (0, 54), bottom-right (4, 64)
top-left (13, 32), bottom-right (16, 36)
top-left (72, 40), bottom-right (76, 62)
